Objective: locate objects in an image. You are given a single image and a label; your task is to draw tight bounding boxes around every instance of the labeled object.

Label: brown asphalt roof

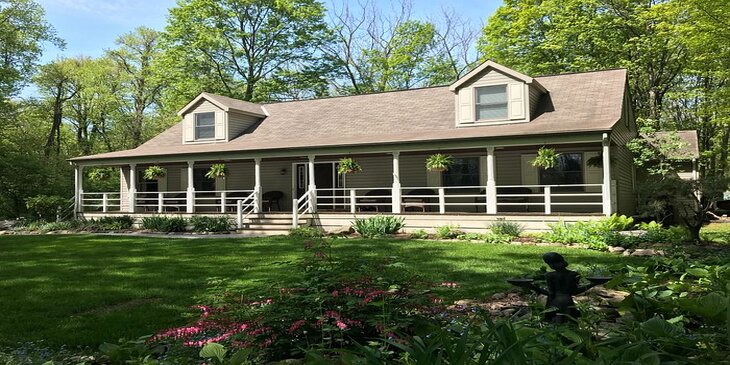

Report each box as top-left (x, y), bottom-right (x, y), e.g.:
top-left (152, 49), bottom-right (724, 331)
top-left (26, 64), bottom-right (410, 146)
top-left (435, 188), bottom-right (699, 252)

top-left (72, 68), bottom-right (628, 162)
top-left (646, 130), bottom-right (700, 160)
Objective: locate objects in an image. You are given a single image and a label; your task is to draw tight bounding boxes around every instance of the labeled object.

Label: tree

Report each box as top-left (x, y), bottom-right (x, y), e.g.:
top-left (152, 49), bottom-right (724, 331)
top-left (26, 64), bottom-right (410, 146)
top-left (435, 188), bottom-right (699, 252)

top-left (33, 58), bottom-right (78, 155)
top-left (107, 27), bottom-right (165, 148)
top-left (160, 0), bottom-right (330, 103)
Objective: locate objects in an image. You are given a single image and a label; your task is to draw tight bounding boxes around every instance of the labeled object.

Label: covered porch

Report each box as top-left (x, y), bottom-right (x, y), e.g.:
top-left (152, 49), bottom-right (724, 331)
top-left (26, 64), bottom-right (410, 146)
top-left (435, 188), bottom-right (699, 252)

top-left (74, 134), bottom-right (617, 229)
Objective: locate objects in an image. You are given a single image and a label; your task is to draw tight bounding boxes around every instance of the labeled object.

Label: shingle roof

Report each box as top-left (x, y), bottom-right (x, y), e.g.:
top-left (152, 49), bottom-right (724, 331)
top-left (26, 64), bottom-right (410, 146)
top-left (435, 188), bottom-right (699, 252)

top-left (646, 130), bottom-right (700, 159)
top-left (72, 68), bottom-right (628, 162)
top-left (178, 92), bottom-right (266, 117)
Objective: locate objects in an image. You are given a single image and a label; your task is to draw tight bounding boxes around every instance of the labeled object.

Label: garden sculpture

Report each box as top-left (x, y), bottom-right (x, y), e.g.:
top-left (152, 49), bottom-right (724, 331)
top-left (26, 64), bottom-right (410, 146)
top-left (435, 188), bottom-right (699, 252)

top-left (507, 252), bottom-right (612, 323)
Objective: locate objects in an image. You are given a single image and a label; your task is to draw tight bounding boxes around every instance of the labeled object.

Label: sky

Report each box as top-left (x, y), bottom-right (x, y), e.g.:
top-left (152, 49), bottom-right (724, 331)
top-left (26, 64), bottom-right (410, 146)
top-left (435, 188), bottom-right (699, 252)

top-left (36, 0), bottom-right (502, 62)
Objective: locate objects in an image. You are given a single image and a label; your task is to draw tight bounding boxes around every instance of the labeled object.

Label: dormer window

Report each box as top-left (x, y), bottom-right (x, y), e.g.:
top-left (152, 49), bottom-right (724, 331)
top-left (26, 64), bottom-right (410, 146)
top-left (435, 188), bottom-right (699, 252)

top-left (475, 85), bottom-right (508, 121)
top-left (194, 112), bottom-right (215, 140)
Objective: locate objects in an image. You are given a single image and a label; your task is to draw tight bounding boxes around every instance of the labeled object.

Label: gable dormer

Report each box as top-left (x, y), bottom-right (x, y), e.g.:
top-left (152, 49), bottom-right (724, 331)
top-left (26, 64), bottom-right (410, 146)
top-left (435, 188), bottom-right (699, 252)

top-left (449, 61), bottom-right (548, 127)
top-left (178, 92), bottom-right (267, 144)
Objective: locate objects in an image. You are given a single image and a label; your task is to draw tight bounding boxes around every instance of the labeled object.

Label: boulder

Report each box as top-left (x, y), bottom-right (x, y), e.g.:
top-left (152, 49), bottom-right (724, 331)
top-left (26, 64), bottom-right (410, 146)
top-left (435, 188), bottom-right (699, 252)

top-left (329, 225), bottom-right (354, 235)
top-left (608, 246), bottom-right (626, 253)
top-left (631, 248), bottom-right (664, 257)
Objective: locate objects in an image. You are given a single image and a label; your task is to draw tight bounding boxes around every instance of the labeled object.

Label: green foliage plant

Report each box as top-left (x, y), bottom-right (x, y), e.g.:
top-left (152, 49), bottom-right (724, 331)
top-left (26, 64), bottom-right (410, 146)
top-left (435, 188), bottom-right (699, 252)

top-left (205, 164), bottom-right (228, 179)
top-left (488, 220), bottom-right (525, 237)
top-left (409, 229), bottom-right (429, 239)
top-left (425, 153), bottom-right (453, 172)
top-left (288, 226), bottom-right (325, 238)
top-left (337, 157), bottom-right (362, 175)
top-left (531, 147), bottom-right (560, 169)
top-left (190, 216), bottom-right (232, 233)
top-left (141, 215), bottom-right (187, 232)
top-left (351, 215), bottom-right (405, 237)
top-left (143, 166), bottom-right (166, 181)
top-left (434, 225), bottom-right (463, 239)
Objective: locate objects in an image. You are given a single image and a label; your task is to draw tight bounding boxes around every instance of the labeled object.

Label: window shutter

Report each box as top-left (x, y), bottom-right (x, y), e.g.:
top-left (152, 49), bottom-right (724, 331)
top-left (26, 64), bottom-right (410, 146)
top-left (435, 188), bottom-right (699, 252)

top-left (583, 152), bottom-right (602, 192)
top-left (180, 168), bottom-right (188, 190)
top-left (183, 114), bottom-right (194, 142)
top-left (458, 90), bottom-right (472, 124)
top-left (215, 111), bottom-right (225, 140)
top-left (520, 154), bottom-right (538, 185)
top-left (508, 83), bottom-right (525, 120)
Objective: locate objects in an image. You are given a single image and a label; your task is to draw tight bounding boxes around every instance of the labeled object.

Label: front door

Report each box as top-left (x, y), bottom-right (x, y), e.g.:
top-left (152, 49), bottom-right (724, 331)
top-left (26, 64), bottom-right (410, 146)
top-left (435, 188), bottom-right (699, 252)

top-left (295, 162), bottom-right (345, 210)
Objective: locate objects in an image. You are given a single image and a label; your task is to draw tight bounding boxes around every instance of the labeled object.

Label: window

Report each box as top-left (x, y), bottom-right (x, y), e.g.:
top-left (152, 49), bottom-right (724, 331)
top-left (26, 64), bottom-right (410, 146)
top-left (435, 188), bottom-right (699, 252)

top-left (443, 157), bottom-right (480, 187)
top-left (475, 85), bottom-right (508, 121)
top-left (195, 112), bottom-right (215, 140)
top-left (137, 172), bottom-right (158, 192)
top-left (194, 168), bottom-right (216, 191)
top-left (539, 153), bottom-right (583, 186)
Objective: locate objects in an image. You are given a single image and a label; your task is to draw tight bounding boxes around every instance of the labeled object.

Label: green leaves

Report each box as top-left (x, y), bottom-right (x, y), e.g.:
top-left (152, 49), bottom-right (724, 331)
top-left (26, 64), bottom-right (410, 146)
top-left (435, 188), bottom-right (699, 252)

top-left (200, 342), bottom-right (227, 363)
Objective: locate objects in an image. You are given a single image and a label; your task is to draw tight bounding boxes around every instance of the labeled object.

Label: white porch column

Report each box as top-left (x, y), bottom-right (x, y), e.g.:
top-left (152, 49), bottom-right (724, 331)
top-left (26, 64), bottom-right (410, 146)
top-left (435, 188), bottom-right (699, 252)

top-left (392, 151), bottom-right (402, 214)
top-left (308, 155), bottom-right (317, 213)
top-left (692, 158), bottom-right (698, 180)
top-left (486, 146), bottom-right (497, 214)
top-left (186, 161), bottom-right (195, 213)
top-left (128, 163), bottom-right (137, 213)
top-left (254, 158), bottom-right (262, 213)
top-left (74, 164), bottom-right (84, 215)
top-left (602, 133), bottom-right (612, 216)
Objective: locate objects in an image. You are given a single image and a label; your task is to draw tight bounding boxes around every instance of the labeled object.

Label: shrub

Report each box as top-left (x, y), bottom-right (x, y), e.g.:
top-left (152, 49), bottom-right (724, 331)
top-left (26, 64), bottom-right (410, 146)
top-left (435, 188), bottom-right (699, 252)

top-left (483, 232), bottom-right (513, 244)
top-left (352, 215), bottom-right (405, 237)
top-left (409, 229), bottom-right (429, 239)
top-left (434, 225), bottom-right (463, 239)
top-left (540, 215), bottom-right (639, 251)
top-left (190, 216), bottom-right (232, 233)
top-left (95, 216), bottom-right (134, 230)
top-left (25, 195), bottom-right (69, 221)
top-left (456, 232), bottom-right (484, 240)
top-left (488, 220), bottom-right (524, 237)
top-left (288, 226), bottom-right (325, 238)
top-left (141, 216), bottom-right (188, 232)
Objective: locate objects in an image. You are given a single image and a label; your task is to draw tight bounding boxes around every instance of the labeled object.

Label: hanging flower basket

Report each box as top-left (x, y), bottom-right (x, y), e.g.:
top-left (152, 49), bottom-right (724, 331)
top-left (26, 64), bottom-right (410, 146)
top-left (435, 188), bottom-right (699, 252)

top-left (337, 157), bottom-right (362, 175)
top-left (426, 153), bottom-right (453, 172)
top-left (143, 165), bottom-right (167, 181)
top-left (531, 147), bottom-right (560, 169)
top-left (205, 163), bottom-right (228, 179)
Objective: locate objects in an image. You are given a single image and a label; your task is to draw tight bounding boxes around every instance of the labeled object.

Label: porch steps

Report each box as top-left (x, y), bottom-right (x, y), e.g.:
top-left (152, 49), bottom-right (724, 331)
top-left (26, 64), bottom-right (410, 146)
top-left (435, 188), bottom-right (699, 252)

top-left (237, 213), bottom-right (303, 235)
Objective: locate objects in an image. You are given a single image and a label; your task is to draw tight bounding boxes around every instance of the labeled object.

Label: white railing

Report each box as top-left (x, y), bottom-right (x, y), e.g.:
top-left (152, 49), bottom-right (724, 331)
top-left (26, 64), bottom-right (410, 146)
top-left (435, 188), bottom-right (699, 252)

top-left (81, 192), bottom-right (122, 212)
top-left (496, 184), bottom-right (603, 214)
top-left (315, 187), bottom-right (393, 213)
top-left (135, 191), bottom-right (187, 213)
top-left (292, 188), bottom-right (315, 228)
top-left (236, 190), bottom-right (259, 229)
top-left (194, 190), bottom-right (255, 213)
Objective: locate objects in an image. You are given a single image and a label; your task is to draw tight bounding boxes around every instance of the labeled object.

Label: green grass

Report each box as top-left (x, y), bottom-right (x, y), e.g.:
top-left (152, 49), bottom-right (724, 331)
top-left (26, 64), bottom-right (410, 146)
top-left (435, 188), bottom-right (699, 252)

top-left (702, 222), bottom-right (730, 244)
top-left (0, 234), bottom-right (629, 348)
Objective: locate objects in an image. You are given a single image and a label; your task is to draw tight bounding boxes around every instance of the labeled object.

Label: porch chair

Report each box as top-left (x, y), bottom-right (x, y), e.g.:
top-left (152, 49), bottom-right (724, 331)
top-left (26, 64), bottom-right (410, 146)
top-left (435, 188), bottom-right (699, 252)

top-left (262, 191), bottom-right (285, 211)
top-left (402, 188), bottom-right (436, 212)
top-left (475, 187), bottom-right (532, 212)
top-left (358, 189), bottom-right (391, 212)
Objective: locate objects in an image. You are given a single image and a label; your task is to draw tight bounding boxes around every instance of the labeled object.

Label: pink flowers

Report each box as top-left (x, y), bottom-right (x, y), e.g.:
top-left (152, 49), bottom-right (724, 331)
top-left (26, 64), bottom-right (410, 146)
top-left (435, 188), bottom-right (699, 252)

top-left (440, 281), bottom-right (460, 288)
top-left (335, 320), bottom-right (348, 330)
top-left (288, 320), bottom-right (307, 334)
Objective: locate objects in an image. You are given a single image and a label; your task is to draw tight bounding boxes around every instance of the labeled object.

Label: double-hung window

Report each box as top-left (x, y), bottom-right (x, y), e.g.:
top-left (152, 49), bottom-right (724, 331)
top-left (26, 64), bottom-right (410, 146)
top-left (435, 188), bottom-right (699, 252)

top-left (539, 153), bottom-right (583, 186)
top-left (443, 157), bottom-right (480, 187)
top-left (475, 85), bottom-right (508, 121)
top-left (194, 112), bottom-right (215, 140)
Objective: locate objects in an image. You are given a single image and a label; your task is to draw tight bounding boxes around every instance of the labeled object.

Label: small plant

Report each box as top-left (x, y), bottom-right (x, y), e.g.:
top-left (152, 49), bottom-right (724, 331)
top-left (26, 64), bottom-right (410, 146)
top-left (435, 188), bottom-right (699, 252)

top-left (425, 153), bottom-right (453, 172)
top-left (141, 215), bottom-right (187, 232)
top-left (95, 216), bottom-right (134, 230)
top-left (488, 220), bottom-right (524, 237)
top-left (288, 226), bottom-right (325, 238)
top-left (352, 215), bottom-right (405, 237)
top-left (531, 147), bottom-right (560, 169)
top-left (25, 195), bottom-right (69, 221)
top-left (337, 157), bottom-right (362, 175)
top-left (456, 232), bottom-right (484, 240)
top-left (143, 165), bottom-right (166, 180)
top-left (483, 232), bottom-right (513, 244)
top-left (409, 229), bottom-right (429, 239)
top-left (87, 167), bottom-right (115, 182)
top-left (205, 163), bottom-right (228, 179)
top-left (190, 216), bottom-right (232, 233)
top-left (434, 225), bottom-right (463, 239)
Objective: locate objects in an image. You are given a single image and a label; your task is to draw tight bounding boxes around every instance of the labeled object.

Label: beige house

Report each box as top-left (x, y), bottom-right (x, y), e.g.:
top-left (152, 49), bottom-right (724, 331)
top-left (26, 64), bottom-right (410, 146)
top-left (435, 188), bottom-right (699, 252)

top-left (70, 61), bottom-right (643, 233)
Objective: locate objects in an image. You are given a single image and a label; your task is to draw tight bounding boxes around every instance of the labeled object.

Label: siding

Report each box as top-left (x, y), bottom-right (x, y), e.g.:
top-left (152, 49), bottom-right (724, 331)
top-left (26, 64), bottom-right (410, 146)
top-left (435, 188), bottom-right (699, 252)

top-left (120, 166), bottom-right (130, 211)
top-left (455, 69), bottom-right (529, 126)
top-left (182, 100), bottom-right (226, 143)
top-left (529, 85), bottom-right (542, 119)
top-left (227, 111), bottom-right (260, 140)
top-left (610, 86), bottom-right (638, 215)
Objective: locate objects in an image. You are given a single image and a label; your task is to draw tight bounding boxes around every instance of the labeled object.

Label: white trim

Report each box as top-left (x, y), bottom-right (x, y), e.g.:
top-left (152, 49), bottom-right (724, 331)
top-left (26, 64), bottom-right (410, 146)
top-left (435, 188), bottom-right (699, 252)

top-left (177, 92), bottom-right (265, 117)
top-left (602, 133), bottom-right (612, 216)
top-left (449, 60), bottom-right (548, 93)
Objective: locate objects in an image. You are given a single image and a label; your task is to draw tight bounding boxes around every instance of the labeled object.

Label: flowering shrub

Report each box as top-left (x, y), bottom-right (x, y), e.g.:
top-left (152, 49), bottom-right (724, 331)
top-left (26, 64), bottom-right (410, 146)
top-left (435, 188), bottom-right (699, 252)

top-left (151, 239), bottom-right (454, 362)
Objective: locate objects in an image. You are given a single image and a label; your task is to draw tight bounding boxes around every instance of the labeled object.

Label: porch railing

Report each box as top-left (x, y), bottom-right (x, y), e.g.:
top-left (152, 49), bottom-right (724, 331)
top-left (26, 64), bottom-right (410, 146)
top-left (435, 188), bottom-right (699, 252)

top-left (81, 192), bottom-right (122, 212)
top-left (496, 184), bottom-right (603, 214)
top-left (292, 187), bottom-right (314, 228)
top-left (194, 190), bottom-right (255, 213)
top-left (236, 190), bottom-right (259, 229)
top-left (135, 191), bottom-right (187, 213)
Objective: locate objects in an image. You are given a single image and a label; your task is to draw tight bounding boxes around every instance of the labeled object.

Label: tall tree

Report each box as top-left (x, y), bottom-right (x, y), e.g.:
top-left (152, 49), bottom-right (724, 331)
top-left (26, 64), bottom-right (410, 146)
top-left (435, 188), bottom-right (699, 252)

top-left (33, 58), bottom-right (77, 155)
top-left (160, 0), bottom-right (330, 103)
top-left (107, 27), bottom-right (165, 148)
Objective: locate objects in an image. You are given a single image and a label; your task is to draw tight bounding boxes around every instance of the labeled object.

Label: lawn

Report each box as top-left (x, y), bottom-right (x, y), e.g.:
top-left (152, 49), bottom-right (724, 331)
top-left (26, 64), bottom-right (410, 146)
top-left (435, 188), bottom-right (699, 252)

top-left (0, 234), bottom-right (630, 348)
top-left (702, 222), bottom-right (730, 244)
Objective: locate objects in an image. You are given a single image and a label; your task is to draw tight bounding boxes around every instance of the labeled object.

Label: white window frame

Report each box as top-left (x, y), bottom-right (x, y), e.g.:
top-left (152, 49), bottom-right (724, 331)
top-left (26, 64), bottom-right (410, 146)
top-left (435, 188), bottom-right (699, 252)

top-left (474, 84), bottom-right (508, 122)
top-left (194, 112), bottom-right (216, 140)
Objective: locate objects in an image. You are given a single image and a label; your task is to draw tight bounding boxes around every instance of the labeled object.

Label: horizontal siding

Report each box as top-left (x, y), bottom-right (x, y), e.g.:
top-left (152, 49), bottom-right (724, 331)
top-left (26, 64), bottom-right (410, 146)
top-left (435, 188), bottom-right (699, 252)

top-left (260, 160), bottom-right (294, 211)
top-left (456, 69), bottom-right (528, 125)
top-left (610, 88), bottom-right (638, 215)
top-left (529, 85), bottom-right (542, 118)
top-left (228, 111), bottom-right (260, 140)
top-left (183, 100), bottom-right (225, 143)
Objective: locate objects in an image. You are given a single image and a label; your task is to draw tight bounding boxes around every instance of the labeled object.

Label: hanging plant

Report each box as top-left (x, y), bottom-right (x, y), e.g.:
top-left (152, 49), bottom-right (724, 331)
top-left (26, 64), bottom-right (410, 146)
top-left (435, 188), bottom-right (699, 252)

top-left (426, 153), bottom-right (454, 172)
top-left (337, 157), bottom-right (362, 175)
top-left (205, 163), bottom-right (228, 179)
top-left (143, 165), bottom-right (167, 180)
top-left (87, 168), bottom-right (114, 182)
top-left (531, 147), bottom-right (560, 169)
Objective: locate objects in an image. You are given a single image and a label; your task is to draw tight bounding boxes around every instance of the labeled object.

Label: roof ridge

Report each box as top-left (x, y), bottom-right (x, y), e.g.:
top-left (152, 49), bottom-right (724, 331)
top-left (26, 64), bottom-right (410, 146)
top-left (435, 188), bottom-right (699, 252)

top-left (534, 68), bottom-right (627, 78)
top-left (262, 84), bottom-right (450, 105)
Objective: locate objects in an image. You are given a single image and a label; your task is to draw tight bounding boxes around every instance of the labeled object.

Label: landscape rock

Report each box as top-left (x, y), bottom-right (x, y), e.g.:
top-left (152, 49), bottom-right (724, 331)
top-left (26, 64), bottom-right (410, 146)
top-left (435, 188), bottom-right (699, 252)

top-left (608, 246), bottom-right (626, 253)
top-left (631, 248), bottom-right (664, 256)
top-left (491, 293), bottom-right (506, 300)
top-left (329, 225), bottom-right (354, 235)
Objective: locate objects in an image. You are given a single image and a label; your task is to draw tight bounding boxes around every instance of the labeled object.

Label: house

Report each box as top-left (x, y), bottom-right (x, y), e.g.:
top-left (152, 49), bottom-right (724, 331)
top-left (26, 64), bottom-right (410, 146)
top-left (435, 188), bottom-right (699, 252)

top-left (70, 61), bottom-right (646, 234)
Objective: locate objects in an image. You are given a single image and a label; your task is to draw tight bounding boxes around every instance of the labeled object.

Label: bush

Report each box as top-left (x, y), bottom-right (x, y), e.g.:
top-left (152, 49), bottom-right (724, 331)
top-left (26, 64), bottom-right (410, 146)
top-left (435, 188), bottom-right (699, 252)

top-left (488, 220), bottom-right (524, 237)
top-left (434, 225), bottom-right (463, 239)
top-left (638, 221), bottom-right (690, 244)
top-left (141, 216), bottom-right (188, 232)
top-left (25, 195), bottom-right (69, 221)
top-left (352, 215), bottom-right (405, 237)
top-left (288, 226), bottom-right (325, 238)
top-left (456, 232), bottom-right (484, 240)
top-left (94, 216), bottom-right (134, 230)
top-left (409, 229), bottom-right (429, 239)
top-left (190, 216), bottom-right (232, 233)
top-left (483, 232), bottom-right (514, 244)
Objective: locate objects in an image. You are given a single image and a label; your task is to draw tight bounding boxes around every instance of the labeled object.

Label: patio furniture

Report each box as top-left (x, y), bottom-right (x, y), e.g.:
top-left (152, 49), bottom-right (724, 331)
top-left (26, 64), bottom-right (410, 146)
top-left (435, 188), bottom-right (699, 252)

top-left (164, 192), bottom-right (186, 212)
top-left (402, 188), bottom-right (436, 212)
top-left (475, 187), bottom-right (532, 212)
top-left (358, 189), bottom-right (391, 212)
top-left (262, 191), bottom-right (285, 211)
